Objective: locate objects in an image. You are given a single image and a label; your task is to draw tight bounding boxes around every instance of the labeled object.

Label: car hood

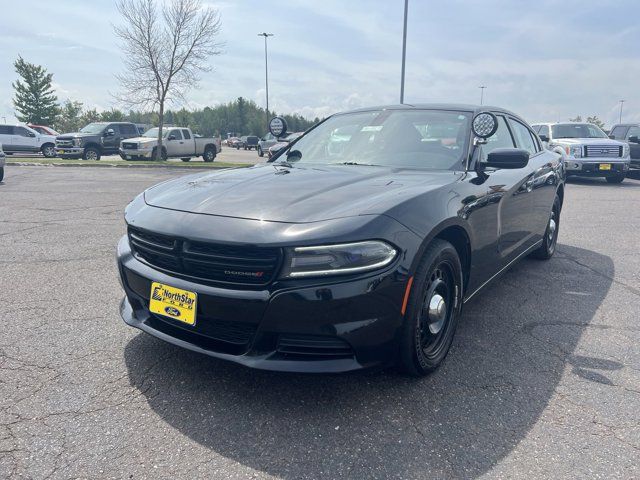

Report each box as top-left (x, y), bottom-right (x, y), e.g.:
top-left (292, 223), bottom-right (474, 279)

top-left (57, 132), bottom-right (100, 140)
top-left (144, 164), bottom-right (461, 223)
top-left (123, 136), bottom-right (156, 143)
top-left (554, 138), bottom-right (626, 146)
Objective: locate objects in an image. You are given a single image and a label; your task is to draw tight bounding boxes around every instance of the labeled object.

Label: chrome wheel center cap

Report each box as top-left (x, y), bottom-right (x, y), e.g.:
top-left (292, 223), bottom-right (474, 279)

top-left (549, 218), bottom-right (557, 235)
top-left (428, 294), bottom-right (447, 334)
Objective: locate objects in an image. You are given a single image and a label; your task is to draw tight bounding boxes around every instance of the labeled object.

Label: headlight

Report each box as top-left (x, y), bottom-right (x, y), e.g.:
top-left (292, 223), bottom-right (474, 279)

top-left (568, 145), bottom-right (582, 158)
top-left (73, 138), bottom-right (82, 147)
top-left (281, 240), bottom-right (397, 278)
top-left (623, 144), bottom-right (630, 158)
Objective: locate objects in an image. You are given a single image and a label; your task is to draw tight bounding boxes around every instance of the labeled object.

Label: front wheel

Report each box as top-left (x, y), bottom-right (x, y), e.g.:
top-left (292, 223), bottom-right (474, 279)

top-left (0, 167), bottom-right (4, 182)
top-left (181, 157), bottom-right (191, 162)
top-left (151, 147), bottom-right (167, 161)
top-left (605, 174), bottom-right (625, 184)
top-left (41, 144), bottom-right (56, 158)
top-left (83, 147), bottom-right (100, 161)
top-left (399, 239), bottom-right (463, 376)
top-left (258, 146), bottom-right (264, 157)
top-left (531, 195), bottom-right (560, 260)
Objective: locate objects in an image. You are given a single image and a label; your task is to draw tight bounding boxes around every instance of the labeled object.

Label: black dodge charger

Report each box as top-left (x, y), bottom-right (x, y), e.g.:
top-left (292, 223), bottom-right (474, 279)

top-left (117, 104), bottom-right (564, 376)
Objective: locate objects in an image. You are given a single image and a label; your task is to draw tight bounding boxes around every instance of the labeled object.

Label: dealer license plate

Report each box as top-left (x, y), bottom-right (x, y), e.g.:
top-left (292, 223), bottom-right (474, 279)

top-left (149, 282), bottom-right (197, 326)
top-left (58, 150), bottom-right (64, 154)
top-left (599, 163), bottom-right (611, 170)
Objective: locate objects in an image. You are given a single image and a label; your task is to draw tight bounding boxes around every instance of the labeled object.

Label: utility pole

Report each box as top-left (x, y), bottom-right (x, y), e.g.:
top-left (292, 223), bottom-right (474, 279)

top-left (619, 100), bottom-right (625, 124)
top-left (258, 33), bottom-right (274, 128)
top-left (399, 0), bottom-right (409, 104)
top-left (479, 86), bottom-right (486, 106)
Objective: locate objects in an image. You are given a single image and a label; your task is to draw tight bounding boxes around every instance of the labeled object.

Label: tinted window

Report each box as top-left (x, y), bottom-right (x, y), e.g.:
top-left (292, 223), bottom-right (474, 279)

top-left (538, 125), bottom-right (550, 137)
top-left (627, 126), bottom-right (640, 139)
top-left (169, 129), bottom-right (182, 140)
top-left (182, 129), bottom-right (191, 140)
top-left (14, 126), bottom-right (32, 137)
top-left (552, 123), bottom-right (607, 139)
top-left (609, 126), bottom-right (627, 140)
top-left (0, 125), bottom-right (13, 135)
top-left (482, 115), bottom-right (515, 158)
top-left (107, 125), bottom-right (120, 135)
top-left (509, 119), bottom-right (537, 154)
top-left (119, 124), bottom-right (137, 135)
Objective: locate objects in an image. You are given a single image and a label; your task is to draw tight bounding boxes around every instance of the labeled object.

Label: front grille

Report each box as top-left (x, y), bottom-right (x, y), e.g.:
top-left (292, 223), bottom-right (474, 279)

top-left (122, 142), bottom-right (138, 149)
top-left (56, 139), bottom-right (73, 147)
top-left (584, 145), bottom-right (622, 158)
top-left (128, 227), bottom-right (282, 286)
top-left (277, 334), bottom-right (354, 359)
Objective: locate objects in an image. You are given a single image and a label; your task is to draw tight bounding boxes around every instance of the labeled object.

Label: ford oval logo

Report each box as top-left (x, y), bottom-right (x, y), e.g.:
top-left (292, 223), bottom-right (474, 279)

top-left (164, 306), bottom-right (181, 317)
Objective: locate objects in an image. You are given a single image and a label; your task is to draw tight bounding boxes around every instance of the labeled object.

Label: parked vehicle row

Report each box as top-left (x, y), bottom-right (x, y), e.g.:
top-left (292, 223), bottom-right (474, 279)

top-left (56, 122), bottom-right (140, 160)
top-left (608, 123), bottom-right (640, 169)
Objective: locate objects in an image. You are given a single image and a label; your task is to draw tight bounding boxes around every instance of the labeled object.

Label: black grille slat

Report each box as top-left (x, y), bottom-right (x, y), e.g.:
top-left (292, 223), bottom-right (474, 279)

top-left (277, 335), bottom-right (354, 358)
top-left (128, 227), bottom-right (281, 286)
top-left (122, 142), bottom-right (137, 149)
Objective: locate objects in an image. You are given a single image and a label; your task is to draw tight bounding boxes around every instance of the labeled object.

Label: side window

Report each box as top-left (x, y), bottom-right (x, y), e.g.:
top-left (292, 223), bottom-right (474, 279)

top-left (609, 126), bottom-right (627, 140)
top-left (625, 126), bottom-right (640, 139)
top-left (169, 129), bottom-right (182, 140)
top-left (0, 125), bottom-right (12, 135)
top-left (14, 126), bottom-right (31, 137)
top-left (107, 125), bottom-right (120, 135)
top-left (182, 129), bottom-right (191, 140)
top-left (509, 119), bottom-right (537, 155)
top-left (121, 124), bottom-right (136, 135)
top-left (538, 125), bottom-right (550, 138)
top-left (482, 115), bottom-right (515, 158)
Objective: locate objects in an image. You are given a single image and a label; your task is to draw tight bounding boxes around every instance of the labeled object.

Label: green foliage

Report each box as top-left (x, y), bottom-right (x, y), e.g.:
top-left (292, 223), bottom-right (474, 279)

top-left (56, 100), bottom-right (84, 133)
top-left (12, 56), bottom-right (59, 124)
top-left (569, 115), bottom-right (582, 122)
top-left (586, 115), bottom-right (605, 129)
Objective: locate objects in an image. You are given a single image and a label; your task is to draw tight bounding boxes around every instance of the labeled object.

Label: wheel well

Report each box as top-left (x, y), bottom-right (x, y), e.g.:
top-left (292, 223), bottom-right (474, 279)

top-left (204, 143), bottom-right (216, 150)
top-left (84, 143), bottom-right (101, 151)
top-left (41, 142), bottom-right (54, 148)
top-left (434, 226), bottom-right (471, 294)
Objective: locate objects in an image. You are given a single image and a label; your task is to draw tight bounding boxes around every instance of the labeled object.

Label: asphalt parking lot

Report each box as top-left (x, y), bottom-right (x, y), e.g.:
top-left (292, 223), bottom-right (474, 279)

top-left (1, 166), bottom-right (639, 479)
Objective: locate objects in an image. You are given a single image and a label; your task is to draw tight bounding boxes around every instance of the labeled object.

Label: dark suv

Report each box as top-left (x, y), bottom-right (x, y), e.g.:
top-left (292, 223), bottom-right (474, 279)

top-left (56, 122), bottom-right (139, 160)
top-left (609, 123), bottom-right (640, 169)
top-left (237, 135), bottom-right (259, 150)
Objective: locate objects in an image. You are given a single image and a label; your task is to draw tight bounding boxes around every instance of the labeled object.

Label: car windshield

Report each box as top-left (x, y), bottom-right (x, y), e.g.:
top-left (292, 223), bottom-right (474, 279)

top-left (142, 128), bottom-right (171, 138)
top-left (552, 123), bottom-right (607, 139)
top-left (79, 123), bottom-right (107, 134)
top-left (280, 109), bottom-right (471, 169)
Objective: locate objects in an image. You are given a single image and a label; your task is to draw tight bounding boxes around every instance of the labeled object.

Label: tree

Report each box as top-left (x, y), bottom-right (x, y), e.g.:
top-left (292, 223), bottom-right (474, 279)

top-left (569, 115), bottom-right (582, 122)
top-left (586, 115), bottom-right (605, 129)
top-left (56, 100), bottom-right (84, 133)
top-left (114, 0), bottom-right (222, 159)
top-left (12, 56), bottom-right (59, 125)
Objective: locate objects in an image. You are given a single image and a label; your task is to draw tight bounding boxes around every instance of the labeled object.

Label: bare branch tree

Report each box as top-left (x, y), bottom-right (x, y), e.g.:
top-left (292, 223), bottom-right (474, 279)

top-left (114, 0), bottom-right (222, 159)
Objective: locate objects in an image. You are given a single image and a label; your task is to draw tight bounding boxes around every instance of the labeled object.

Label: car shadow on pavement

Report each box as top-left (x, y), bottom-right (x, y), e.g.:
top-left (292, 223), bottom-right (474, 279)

top-left (123, 244), bottom-right (613, 479)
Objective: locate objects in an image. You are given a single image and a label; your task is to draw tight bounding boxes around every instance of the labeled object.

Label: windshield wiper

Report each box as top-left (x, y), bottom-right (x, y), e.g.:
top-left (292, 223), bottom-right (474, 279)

top-left (274, 160), bottom-right (293, 168)
top-left (330, 161), bottom-right (379, 166)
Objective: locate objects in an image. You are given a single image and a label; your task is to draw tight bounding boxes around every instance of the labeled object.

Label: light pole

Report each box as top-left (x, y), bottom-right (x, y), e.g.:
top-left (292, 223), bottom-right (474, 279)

top-left (479, 86), bottom-right (486, 106)
top-left (400, 0), bottom-right (409, 104)
top-left (619, 100), bottom-right (625, 124)
top-left (258, 32), bottom-right (274, 128)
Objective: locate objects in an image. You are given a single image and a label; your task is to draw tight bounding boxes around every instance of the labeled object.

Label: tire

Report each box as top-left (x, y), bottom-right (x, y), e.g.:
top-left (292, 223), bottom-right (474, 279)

top-left (398, 239), bottom-right (463, 376)
top-left (258, 146), bottom-right (264, 157)
top-left (0, 167), bottom-right (4, 182)
top-left (203, 147), bottom-right (216, 162)
top-left (605, 174), bottom-right (625, 184)
top-left (181, 158), bottom-right (191, 162)
top-left (151, 147), bottom-right (167, 161)
top-left (83, 147), bottom-right (100, 161)
top-left (236, 146), bottom-right (240, 150)
top-left (41, 144), bottom-right (56, 158)
top-left (531, 195), bottom-right (561, 260)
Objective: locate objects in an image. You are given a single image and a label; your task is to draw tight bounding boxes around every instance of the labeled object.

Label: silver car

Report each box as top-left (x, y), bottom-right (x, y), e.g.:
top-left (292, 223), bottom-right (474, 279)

top-left (257, 133), bottom-right (280, 157)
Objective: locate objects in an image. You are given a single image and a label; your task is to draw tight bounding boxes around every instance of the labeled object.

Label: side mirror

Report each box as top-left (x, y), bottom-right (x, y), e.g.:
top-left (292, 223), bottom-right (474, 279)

top-left (485, 148), bottom-right (530, 169)
top-left (539, 134), bottom-right (549, 142)
top-left (105, 128), bottom-right (115, 136)
top-left (168, 135), bottom-right (176, 141)
top-left (608, 135), bottom-right (615, 139)
top-left (628, 135), bottom-right (640, 144)
top-left (28, 131), bottom-right (36, 138)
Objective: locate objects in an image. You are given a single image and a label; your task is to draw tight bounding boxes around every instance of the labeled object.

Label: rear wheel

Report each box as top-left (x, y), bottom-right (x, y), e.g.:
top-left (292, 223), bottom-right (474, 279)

top-left (203, 147), bottom-right (216, 162)
top-left (605, 174), bottom-right (625, 184)
top-left (0, 167), bottom-right (4, 182)
top-left (41, 144), bottom-right (56, 158)
top-left (531, 195), bottom-right (560, 260)
top-left (399, 239), bottom-right (463, 376)
top-left (83, 147), bottom-right (100, 161)
top-left (181, 157), bottom-right (191, 162)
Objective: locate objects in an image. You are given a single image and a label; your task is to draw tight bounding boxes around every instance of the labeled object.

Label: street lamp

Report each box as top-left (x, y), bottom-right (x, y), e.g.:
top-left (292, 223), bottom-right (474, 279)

top-left (258, 33), bottom-right (274, 128)
top-left (399, 0), bottom-right (409, 104)
top-left (479, 86), bottom-right (486, 106)
top-left (619, 100), bottom-right (625, 124)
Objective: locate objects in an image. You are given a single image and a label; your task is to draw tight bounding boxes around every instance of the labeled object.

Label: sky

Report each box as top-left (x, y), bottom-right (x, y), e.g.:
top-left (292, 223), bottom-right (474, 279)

top-left (1, 0), bottom-right (639, 127)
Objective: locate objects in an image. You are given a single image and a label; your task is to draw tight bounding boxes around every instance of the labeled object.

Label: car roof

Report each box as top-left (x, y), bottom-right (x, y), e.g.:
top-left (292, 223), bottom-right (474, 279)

top-left (337, 103), bottom-right (517, 116)
top-left (611, 123), bottom-right (640, 127)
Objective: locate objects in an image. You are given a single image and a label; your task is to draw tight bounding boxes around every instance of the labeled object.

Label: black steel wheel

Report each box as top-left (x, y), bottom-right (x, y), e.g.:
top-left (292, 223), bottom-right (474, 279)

top-left (399, 239), bottom-right (463, 376)
top-left (531, 195), bottom-right (560, 260)
top-left (203, 148), bottom-right (216, 162)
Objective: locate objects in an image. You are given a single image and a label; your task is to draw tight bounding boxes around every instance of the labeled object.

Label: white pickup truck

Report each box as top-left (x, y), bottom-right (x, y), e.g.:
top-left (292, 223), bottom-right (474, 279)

top-left (119, 127), bottom-right (221, 162)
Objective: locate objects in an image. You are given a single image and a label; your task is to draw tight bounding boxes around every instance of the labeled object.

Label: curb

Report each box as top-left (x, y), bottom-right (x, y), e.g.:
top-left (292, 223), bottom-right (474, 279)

top-left (6, 161), bottom-right (240, 170)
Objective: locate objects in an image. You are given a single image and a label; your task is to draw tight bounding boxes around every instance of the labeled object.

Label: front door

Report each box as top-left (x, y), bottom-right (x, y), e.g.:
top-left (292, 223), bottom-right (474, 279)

top-left (12, 126), bottom-right (39, 152)
top-left (101, 124), bottom-right (121, 153)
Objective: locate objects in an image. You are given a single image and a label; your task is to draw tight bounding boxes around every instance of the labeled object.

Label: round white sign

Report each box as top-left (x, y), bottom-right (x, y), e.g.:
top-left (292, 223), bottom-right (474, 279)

top-left (269, 116), bottom-right (287, 137)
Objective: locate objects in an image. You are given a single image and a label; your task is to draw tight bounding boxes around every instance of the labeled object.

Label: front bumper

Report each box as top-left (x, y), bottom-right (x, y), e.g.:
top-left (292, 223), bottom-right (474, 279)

top-left (564, 158), bottom-right (630, 176)
top-left (55, 147), bottom-right (84, 157)
top-left (117, 235), bottom-right (407, 373)
top-left (120, 148), bottom-right (153, 159)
